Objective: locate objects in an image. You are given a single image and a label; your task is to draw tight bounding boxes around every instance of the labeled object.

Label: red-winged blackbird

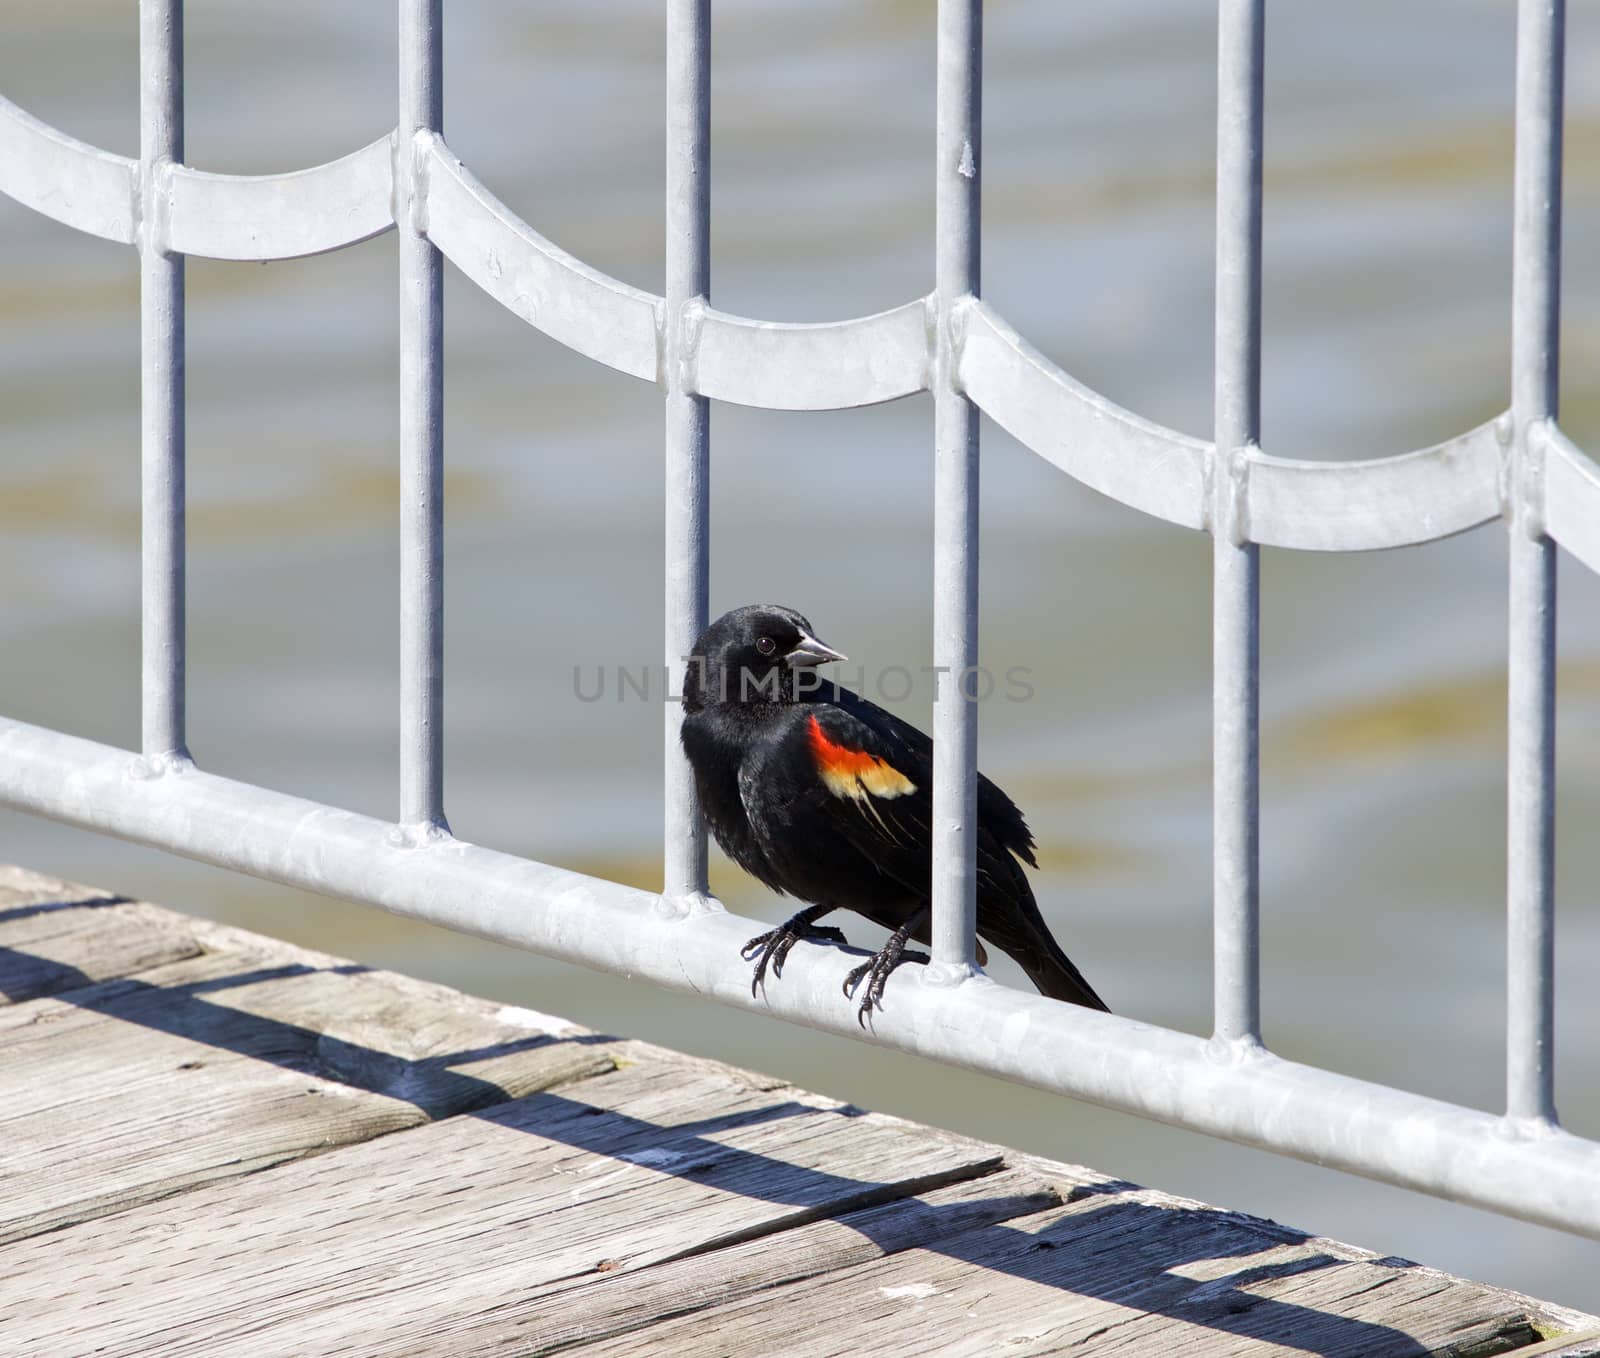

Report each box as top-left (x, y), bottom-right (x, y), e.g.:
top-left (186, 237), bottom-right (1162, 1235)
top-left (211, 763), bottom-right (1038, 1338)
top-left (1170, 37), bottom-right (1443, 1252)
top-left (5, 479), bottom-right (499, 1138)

top-left (681, 604), bottom-right (1109, 1022)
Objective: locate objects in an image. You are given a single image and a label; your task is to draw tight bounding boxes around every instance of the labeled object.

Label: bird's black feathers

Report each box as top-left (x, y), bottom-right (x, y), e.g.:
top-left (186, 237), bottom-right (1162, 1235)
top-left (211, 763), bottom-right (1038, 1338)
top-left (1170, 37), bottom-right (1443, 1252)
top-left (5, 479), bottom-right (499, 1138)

top-left (680, 604), bottom-right (1108, 1016)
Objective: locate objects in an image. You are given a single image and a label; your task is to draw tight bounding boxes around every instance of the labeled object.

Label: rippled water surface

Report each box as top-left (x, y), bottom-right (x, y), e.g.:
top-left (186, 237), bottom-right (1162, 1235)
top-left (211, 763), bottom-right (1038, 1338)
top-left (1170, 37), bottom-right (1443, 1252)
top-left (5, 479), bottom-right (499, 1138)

top-left (4, 0), bottom-right (1600, 1310)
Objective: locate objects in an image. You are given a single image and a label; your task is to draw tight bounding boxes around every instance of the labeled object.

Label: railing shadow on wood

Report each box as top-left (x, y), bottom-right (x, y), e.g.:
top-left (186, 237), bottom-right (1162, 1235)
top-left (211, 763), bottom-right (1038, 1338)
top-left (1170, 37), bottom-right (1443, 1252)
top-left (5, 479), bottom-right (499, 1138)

top-left (3, 926), bottom-right (1444, 1358)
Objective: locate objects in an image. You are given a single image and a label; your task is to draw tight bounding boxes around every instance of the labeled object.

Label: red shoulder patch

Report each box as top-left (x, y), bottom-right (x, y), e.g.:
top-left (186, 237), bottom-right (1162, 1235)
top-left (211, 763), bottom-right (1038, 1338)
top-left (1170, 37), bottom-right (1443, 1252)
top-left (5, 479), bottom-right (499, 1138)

top-left (806, 715), bottom-right (917, 800)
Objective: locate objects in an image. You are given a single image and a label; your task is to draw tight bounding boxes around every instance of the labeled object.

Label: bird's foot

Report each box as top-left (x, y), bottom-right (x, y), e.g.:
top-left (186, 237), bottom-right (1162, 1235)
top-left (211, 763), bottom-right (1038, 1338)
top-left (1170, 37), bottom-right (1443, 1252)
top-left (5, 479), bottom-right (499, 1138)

top-left (843, 940), bottom-right (930, 1026)
top-left (742, 907), bottom-right (848, 996)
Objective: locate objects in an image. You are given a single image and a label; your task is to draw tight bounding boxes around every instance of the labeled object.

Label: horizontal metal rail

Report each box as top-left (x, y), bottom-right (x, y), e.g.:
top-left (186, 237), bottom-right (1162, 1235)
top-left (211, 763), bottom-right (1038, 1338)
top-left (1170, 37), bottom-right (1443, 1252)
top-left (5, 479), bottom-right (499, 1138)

top-left (4, 712), bottom-right (1599, 1240)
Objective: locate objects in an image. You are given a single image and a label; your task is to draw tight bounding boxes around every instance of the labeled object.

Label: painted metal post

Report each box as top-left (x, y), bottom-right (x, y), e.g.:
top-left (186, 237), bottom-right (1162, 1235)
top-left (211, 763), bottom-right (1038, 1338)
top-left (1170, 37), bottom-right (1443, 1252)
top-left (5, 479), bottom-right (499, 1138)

top-left (930, 0), bottom-right (982, 977)
top-left (139, 0), bottom-right (187, 765)
top-left (664, 0), bottom-right (711, 901)
top-left (1212, 0), bottom-right (1264, 1048)
top-left (1506, 0), bottom-right (1563, 1128)
top-left (398, 0), bottom-right (447, 833)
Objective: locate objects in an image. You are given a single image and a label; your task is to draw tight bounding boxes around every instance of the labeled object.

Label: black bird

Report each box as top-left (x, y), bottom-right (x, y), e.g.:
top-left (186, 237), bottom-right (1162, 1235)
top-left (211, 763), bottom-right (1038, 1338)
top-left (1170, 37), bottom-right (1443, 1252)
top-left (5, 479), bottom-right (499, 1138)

top-left (680, 604), bottom-right (1109, 1021)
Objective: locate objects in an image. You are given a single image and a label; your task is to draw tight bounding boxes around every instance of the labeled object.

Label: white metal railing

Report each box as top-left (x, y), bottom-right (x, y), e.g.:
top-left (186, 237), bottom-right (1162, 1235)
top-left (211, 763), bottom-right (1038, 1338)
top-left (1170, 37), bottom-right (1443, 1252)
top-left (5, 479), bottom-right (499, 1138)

top-left (3, 1), bottom-right (1599, 1239)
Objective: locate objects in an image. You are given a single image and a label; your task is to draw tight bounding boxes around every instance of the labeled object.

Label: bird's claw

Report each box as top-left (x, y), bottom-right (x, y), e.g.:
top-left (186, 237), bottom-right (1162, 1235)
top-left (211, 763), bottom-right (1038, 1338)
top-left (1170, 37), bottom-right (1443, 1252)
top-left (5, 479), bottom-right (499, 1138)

top-left (742, 921), bottom-right (849, 996)
top-left (842, 946), bottom-right (931, 1025)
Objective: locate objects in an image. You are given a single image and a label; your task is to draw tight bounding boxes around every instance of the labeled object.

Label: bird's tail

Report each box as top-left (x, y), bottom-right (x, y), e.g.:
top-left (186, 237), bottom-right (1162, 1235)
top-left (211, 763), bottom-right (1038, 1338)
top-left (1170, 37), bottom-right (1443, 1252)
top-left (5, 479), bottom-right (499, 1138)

top-left (976, 836), bottom-right (1111, 1012)
top-left (1015, 938), bottom-right (1111, 1012)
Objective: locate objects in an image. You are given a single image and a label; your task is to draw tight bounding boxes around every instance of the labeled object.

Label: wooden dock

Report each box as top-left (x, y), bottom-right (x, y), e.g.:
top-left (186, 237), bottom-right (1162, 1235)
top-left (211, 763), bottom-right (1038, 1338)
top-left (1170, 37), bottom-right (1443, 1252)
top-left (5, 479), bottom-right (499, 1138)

top-left (1, 863), bottom-right (1596, 1357)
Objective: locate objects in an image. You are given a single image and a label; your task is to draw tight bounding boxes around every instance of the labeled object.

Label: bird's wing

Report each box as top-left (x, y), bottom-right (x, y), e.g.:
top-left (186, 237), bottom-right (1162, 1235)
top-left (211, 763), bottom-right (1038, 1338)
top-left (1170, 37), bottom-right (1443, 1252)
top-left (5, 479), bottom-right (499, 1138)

top-left (823, 683), bottom-right (1039, 868)
top-left (774, 692), bottom-right (1107, 1011)
top-left (798, 705), bottom-right (931, 879)
top-left (802, 702), bottom-right (1070, 968)
top-left (774, 700), bottom-right (1035, 904)
top-left (730, 702), bottom-right (933, 909)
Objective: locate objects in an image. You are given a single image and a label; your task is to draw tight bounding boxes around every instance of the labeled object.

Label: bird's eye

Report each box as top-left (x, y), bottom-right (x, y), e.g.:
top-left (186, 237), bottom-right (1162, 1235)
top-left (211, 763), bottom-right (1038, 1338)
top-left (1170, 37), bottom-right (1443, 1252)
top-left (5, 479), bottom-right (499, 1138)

top-left (755, 636), bottom-right (777, 656)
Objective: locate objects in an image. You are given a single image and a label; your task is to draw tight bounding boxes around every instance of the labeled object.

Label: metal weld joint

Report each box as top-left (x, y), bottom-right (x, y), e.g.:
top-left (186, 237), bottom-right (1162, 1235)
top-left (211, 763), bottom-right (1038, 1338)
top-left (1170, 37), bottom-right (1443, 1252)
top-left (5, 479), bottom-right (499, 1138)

top-left (676, 296), bottom-right (707, 398)
top-left (943, 295), bottom-right (976, 397)
top-left (1210, 441), bottom-right (1254, 546)
top-left (386, 819), bottom-right (453, 851)
top-left (923, 957), bottom-right (984, 990)
top-left (395, 128), bottom-right (433, 239)
top-left (139, 156), bottom-right (176, 261)
top-left (654, 889), bottom-right (723, 922)
top-left (128, 748), bottom-right (191, 782)
top-left (1514, 416), bottom-right (1552, 540)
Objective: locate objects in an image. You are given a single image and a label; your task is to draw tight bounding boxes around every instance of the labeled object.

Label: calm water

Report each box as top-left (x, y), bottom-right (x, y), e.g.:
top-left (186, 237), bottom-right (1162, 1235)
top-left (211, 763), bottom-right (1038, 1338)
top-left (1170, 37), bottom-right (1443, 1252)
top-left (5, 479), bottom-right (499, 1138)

top-left (4, 0), bottom-right (1600, 1310)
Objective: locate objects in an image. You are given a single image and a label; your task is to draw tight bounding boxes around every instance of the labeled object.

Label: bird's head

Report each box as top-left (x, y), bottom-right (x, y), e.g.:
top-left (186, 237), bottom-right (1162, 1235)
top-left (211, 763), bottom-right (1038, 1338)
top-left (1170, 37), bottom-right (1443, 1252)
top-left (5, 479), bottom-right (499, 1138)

top-left (683, 605), bottom-right (846, 711)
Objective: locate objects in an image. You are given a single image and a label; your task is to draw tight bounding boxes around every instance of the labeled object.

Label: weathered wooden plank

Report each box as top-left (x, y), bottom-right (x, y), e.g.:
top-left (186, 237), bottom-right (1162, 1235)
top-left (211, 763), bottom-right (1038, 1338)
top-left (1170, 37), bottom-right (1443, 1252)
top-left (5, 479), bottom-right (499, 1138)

top-left (0, 1061), bottom-right (1009, 1357)
top-left (0, 866), bottom-right (203, 1003)
top-left (564, 1186), bottom-right (1567, 1358)
top-left (0, 944), bottom-right (617, 1245)
top-left (386, 1165), bottom-right (1072, 1357)
top-left (0, 870), bottom-right (1593, 1357)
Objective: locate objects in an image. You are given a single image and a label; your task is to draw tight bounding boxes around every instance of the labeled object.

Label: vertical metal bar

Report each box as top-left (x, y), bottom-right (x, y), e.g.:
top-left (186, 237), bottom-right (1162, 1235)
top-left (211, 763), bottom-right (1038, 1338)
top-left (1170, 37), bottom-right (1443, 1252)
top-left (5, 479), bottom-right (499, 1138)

top-left (139, 0), bottom-right (186, 764)
top-left (1506, 0), bottom-right (1563, 1128)
top-left (1212, 0), bottom-right (1264, 1047)
top-left (930, 0), bottom-right (981, 976)
top-left (398, 0), bottom-right (446, 832)
top-left (663, 0), bottom-right (711, 900)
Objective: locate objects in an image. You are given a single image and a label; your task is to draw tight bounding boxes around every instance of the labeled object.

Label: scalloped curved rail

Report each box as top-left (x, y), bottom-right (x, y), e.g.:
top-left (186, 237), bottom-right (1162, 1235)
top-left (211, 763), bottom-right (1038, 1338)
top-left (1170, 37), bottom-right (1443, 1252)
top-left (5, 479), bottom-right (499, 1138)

top-left (0, 98), bottom-right (1583, 562)
top-left (0, 95), bottom-right (136, 244)
top-left (422, 135), bottom-right (660, 382)
top-left (1544, 423), bottom-right (1600, 577)
top-left (693, 299), bottom-right (929, 410)
top-left (957, 299), bottom-right (1211, 531)
top-left (167, 135), bottom-right (395, 261)
top-left (1247, 417), bottom-right (1508, 551)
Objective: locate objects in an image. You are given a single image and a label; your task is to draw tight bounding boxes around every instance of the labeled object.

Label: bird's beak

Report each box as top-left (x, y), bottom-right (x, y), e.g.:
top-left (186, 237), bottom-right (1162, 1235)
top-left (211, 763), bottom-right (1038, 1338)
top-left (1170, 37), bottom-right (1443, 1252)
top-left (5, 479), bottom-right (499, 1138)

top-left (787, 632), bottom-right (847, 667)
